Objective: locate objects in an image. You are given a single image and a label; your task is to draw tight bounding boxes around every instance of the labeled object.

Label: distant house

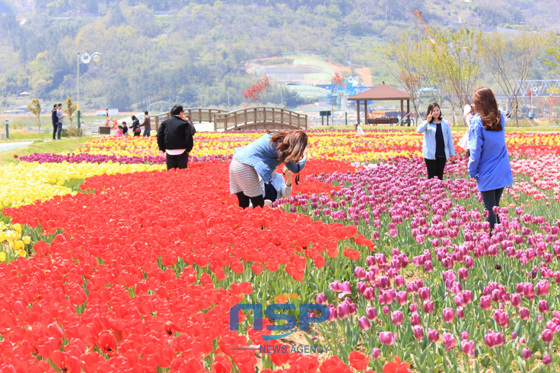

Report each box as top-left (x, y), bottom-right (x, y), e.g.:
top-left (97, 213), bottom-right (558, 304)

top-left (18, 91), bottom-right (30, 97)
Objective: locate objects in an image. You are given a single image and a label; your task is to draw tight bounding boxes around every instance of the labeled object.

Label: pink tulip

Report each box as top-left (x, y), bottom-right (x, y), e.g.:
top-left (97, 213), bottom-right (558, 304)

top-left (409, 304), bottom-right (418, 313)
top-left (410, 313), bottom-right (421, 326)
top-left (392, 311), bottom-right (404, 326)
top-left (511, 293), bottom-right (521, 307)
top-left (542, 329), bottom-right (553, 343)
top-left (543, 354), bottom-right (552, 365)
top-left (442, 333), bottom-right (456, 350)
top-left (539, 300), bottom-right (549, 313)
top-left (382, 306), bottom-right (390, 315)
top-left (379, 332), bottom-right (397, 346)
top-left (316, 293), bottom-right (327, 305)
top-left (484, 330), bottom-right (505, 348)
top-left (371, 348), bottom-right (381, 359)
top-left (423, 300), bottom-right (434, 314)
top-left (354, 267), bottom-right (367, 279)
top-left (358, 316), bottom-right (371, 330)
top-left (443, 308), bottom-right (455, 323)
top-left (457, 309), bottom-right (465, 319)
top-left (419, 287), bottom-right (431, 301)
top-left (461, 332), bottom-right (469, 341)
top-left (396, 291), bottom-right (407, 305)
top-left (428, 329), bottom-right (439, 342)
top-left (366, 307), bottom-right (377, 321)
top-left (522, 348), bottom-right (532, 359)
top-left (536, 280), bottom-right (549, 296)
top-left (413, 326), bottom-right (424, 340)
top-left (519, 307), bottom-right (530, 320)
top-left (480, 296), bottom-right (492, 310)
top-left (461, 340), bottom-right (475, 357)
top-left (337, 303), bottom-right (349, 319)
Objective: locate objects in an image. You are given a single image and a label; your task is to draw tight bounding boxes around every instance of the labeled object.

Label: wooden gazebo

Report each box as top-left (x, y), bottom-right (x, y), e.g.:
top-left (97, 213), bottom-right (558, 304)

top-left (349, 82), bottom-right (411, 126)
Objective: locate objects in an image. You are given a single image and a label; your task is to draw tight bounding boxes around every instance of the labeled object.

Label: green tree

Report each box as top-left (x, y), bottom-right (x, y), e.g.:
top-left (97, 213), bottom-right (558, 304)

top-left (481, 31), bottom-right (544, 127)
top-left (424, 26), bottom-right (483, 123)
top-left (64, 96), bottom-right (78, 127)
top-left (27, 98), bottom-right (42, 133)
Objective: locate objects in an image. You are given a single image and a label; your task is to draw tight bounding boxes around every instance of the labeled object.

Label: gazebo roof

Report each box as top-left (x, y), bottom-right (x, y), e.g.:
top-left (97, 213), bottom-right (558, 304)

top-left (349, 83), bottom-right (410, 101)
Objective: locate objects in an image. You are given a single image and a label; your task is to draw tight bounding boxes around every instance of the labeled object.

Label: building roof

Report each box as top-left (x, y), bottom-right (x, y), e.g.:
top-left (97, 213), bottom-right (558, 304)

top-left (349, 83), bottom-right (410, 101)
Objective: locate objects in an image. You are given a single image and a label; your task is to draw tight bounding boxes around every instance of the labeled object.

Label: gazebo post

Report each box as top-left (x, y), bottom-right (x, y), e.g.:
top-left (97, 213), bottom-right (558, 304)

top-left (407, 99), bottom-right (410, 126)
top-left (400, 100), bottom-right (404, 126)
top-left (357, 101), bottom-right (360, 126)
top-left (365, 100), bottom-right (368, 126)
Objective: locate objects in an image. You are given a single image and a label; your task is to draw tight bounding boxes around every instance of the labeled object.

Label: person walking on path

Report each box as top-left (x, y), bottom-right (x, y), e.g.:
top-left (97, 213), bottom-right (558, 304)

top-left (56, 103), bottom-right (64, 140)
top-left (230, 130), bottom-right (307, 209)
top-left (157, 105), bottom-right (196, 170)
top-left (468, 86), bottom-right (513, 231)
top-left (416, 103), bottom-right (455, 180)
top-left (141, 111), bottom-right (151, 137)
top-left (51, 104), bottom-right (58, 140)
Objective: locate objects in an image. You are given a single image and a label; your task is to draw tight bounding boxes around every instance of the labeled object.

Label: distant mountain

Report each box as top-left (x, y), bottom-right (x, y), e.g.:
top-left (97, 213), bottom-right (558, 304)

top-left (0, 0), bottom-right (558, 111)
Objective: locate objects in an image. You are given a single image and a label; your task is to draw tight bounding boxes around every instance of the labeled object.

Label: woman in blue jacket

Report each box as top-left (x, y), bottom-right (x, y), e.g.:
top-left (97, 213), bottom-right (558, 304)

top-left (230, 130), bottom-right (307, 208)
top-left (417, 103), bottom-right (455, 180)
top-left (468, 87), bottom-right (513, 230)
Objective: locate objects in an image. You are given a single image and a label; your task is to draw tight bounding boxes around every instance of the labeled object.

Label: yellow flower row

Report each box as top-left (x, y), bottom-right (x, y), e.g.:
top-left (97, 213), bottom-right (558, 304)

top-left (0, 162), bottom-right (164, 208)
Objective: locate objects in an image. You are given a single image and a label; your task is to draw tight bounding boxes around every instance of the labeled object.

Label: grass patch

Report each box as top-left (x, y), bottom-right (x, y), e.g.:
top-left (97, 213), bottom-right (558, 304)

top-left (61, 178), bottom-right (93, 194)
top-left (0, 136), bottom-right (94, 165)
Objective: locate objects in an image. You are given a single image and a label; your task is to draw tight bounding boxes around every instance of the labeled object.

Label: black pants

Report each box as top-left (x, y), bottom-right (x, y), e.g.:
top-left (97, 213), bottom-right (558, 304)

top-left (480, 188), bottom-right (504, 230)
top-left (166, 152), bottom-right (189, 170)
top-left (236, 192), bottom-right (264, 209)
top-left (425, 157), bottom-right (447, 180)
top-left (52, 123), bottom-right (58, 140)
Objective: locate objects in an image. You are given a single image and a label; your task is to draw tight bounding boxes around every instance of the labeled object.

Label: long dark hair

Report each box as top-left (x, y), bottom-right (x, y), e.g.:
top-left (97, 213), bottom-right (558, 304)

top-left (425, 103), bottom-right (442, 123)
top-left (270, 130), bottom-right (308, 164)
top-left (473, 87), bottom-right (501, 131)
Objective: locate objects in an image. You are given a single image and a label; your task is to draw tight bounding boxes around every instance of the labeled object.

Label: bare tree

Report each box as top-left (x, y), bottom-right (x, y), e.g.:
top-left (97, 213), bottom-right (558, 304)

top-left (481, 31), bottom-right (545, 127)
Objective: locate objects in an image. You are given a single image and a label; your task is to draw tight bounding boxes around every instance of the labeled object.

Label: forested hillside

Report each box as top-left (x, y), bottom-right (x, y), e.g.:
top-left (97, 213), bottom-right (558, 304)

top-left (0, 0), bottom-right (558, 111)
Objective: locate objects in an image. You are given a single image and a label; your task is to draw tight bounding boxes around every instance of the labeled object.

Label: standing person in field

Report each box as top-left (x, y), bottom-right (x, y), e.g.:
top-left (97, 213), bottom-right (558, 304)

top-left (131, 115), bottom-right (141, 136)
top-left (468, 86), bottom-right (513, 231)
top-left (230, 130), bottom-right (307, 208)
top-left (157, 105), bottom-right (196, 170)
top-left (141, 111), bottom-right (151, 137)
top-left (56, 103), bottom-right (64, 140)
top-left (51, 104), bottom-right (58, 140)
top-left (416, 103), bottom-right (455, 180)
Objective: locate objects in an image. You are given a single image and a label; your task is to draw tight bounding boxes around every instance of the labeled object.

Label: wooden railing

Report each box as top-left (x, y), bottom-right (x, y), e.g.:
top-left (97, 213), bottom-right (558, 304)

top-left (153, 108), bottom-right (226, 130)
top-left (153, 107), bottom-right (307, 132)
top-left (213, 107), bottom-right (307, 131)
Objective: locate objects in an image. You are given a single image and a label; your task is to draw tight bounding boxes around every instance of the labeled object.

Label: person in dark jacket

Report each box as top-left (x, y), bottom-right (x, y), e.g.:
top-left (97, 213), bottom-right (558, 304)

top-left (51, 104), bottom-right (58, 140)
top-left (118, 121), bottom-right (128, 136)
top-left (157, 105), bottom-right (196, 170)
top-left (131, 115), bottom-right (141, 136)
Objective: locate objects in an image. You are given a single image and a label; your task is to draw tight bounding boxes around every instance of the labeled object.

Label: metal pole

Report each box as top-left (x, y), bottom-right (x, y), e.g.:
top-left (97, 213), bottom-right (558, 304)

top-left (77, 52), bottom-right (81, 129)
top-left (5, 120), bottom-right (8, 139)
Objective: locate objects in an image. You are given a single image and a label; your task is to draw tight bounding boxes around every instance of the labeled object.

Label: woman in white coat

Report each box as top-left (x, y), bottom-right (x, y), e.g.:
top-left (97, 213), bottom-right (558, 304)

top-left (416, 103), bottom-right (455, 180)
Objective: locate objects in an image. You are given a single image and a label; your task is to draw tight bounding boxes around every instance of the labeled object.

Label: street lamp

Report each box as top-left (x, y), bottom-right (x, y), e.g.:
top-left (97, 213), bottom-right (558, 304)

top-left (76, 51), bottom-right (101, 129)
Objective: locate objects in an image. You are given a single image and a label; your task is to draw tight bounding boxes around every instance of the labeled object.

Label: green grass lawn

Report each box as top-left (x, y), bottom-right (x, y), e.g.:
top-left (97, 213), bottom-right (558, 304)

top-left (0, 136), bottom-right (93, 165)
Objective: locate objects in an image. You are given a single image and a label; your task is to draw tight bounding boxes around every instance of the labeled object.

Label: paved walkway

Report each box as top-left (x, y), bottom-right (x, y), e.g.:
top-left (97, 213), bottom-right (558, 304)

top-left (0, 141), bottom-right (34, 152)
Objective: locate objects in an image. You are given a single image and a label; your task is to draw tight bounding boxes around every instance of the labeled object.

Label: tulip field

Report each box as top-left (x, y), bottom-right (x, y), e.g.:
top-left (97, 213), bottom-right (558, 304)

top-left (1, 129), bottom-right (560, 373)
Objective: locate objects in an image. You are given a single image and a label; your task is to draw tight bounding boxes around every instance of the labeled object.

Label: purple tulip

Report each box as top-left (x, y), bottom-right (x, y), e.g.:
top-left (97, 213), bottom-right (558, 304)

top-left (543, 354), bottom-right (552, 365)
top-left (480, 296), bottom-right (492, 310)
top-left (519, 307), bottom-right (530, 320)
top-left (419, 287), bottom-right (430, 301)
top-left (410, 312), bottom-right (421, 326)
top-left (442, 333), bottom-right (456, 350)
top-left (423, 300), bottom-right (434, 314)
top-left (539, 300), bottom-right (549, 313)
